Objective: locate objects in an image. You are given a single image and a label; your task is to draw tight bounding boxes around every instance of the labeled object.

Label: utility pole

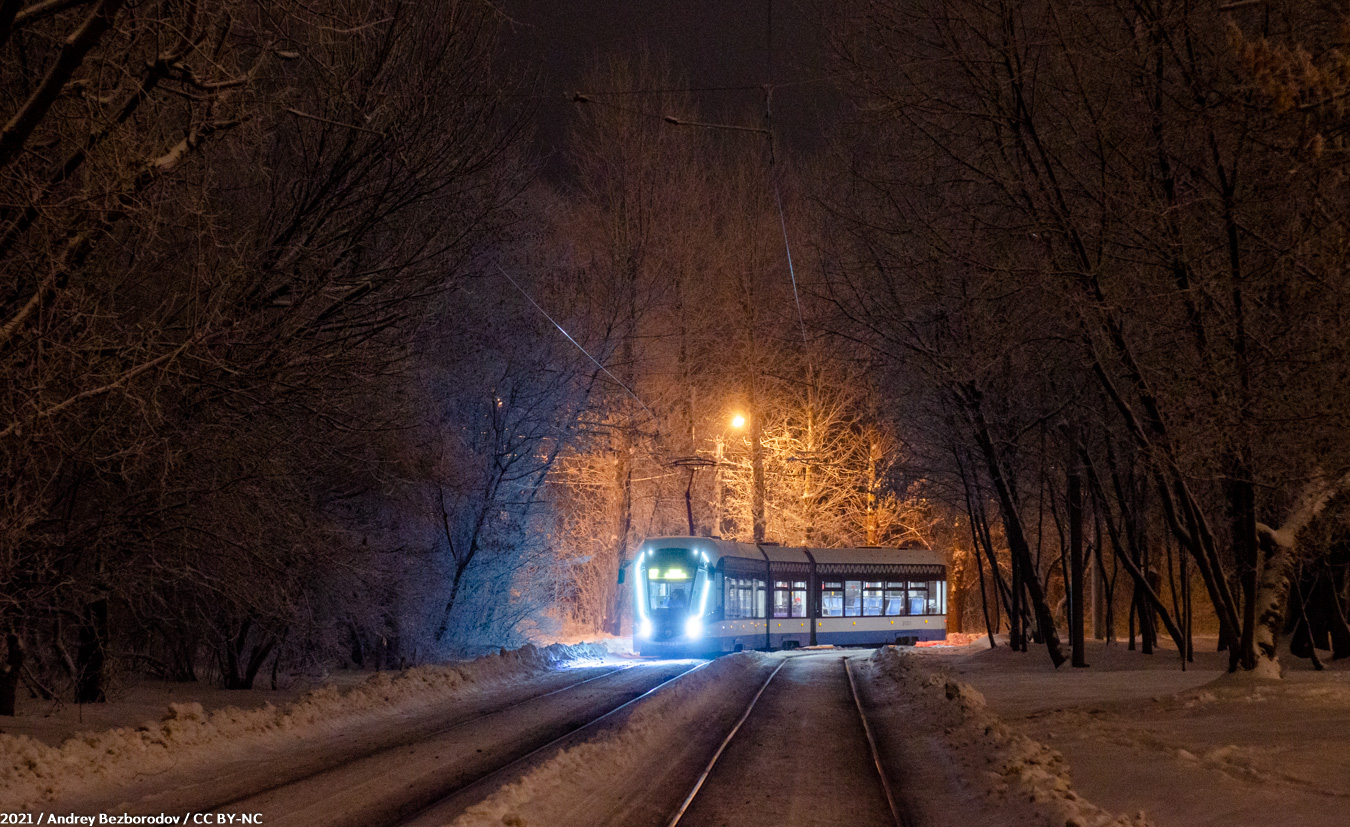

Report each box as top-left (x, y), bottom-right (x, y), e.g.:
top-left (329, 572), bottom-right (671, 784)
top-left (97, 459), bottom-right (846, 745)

top-left (866, 430), bottom-right (880, 546)
top-left (751, 405), bottom-right (766, 543)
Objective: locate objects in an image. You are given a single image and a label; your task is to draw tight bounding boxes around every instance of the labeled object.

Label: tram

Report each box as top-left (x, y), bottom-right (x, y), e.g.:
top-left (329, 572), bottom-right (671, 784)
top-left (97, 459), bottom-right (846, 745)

top-left (630, 536), bottom-right (947, 657)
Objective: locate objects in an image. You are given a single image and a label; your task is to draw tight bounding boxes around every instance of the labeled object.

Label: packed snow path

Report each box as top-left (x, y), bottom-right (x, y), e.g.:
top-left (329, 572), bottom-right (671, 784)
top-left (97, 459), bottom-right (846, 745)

top-left (673, 652), bottom-right (899, 827)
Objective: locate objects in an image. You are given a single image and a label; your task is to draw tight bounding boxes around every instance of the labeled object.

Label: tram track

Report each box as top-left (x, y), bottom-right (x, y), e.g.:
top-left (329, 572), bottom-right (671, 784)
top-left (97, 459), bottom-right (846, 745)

top-left (193, 662), bottom-right (639, 816)
top-left (57, 661), bottom-right (643, 818)
top-left (397, 659), bottom-right (712, 827)
top-left (162, 652), bottom-right (905, 827)
top-left (667, 659), bottom-right (788, 824)
top-left (844, 656), bottom-right (905, 826)
top-left (96, 660), bottom-right (703, 827)
top-left (668, 652), bottom-right (905, 827)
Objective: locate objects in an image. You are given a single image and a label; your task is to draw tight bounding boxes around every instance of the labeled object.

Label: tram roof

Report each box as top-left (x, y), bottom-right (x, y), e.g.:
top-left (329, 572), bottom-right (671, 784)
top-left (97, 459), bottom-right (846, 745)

top-left (638, 536), bottom-right (944, 568)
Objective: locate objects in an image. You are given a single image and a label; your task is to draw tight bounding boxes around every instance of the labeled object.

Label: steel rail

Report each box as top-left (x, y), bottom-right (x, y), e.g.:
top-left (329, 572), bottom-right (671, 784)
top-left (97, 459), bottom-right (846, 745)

top-left (203, 662), bottom-right (636, 813)
top-left (844, 656), bottom-right (904, 827)
top-left (666, 658), bottom-right (789, 827)
top-left (399, 659), bottom-right (713, 826)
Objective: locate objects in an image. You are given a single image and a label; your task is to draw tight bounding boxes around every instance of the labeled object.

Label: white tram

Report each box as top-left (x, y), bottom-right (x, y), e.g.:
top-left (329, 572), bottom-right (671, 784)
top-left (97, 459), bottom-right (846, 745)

top-left (631, 536), bottom-right (947, 657)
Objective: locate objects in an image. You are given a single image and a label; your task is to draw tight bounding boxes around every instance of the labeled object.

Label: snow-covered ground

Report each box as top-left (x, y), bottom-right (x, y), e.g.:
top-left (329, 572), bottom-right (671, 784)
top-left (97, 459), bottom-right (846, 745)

top-left (861, 645), bottom-right (1150, 827)
top-left (0, 643), bottom-right (611, 812)
top-left (439, 641), bottom-right (1347, 827)
top-left (528, 625), bottom-right (636, 657)
top-left (5, 635), bottom-right (1343, 827)
top-left (440, 647), bottom-right (1149, 827)
top-left (915, 636), bottom-right (1350, 827)
top-left (434, 652), bottom-right (773, 826)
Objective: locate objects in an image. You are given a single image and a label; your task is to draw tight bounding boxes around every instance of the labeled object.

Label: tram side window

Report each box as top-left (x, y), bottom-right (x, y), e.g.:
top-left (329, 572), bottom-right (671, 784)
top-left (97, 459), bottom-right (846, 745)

top-left (863, 581), bottom-right (884, 616)
top-left (884, 582), bottom-right (906, 616)
top-left (927, 580), bottom-right (946, 615)
top-left (773, 580), bottom-right (807, 618)
top-left (725, 577), bottom-right (767, 619)
top-left (821, 581), bottom-right (844, 617)
top-left (844, 581), bottom-right (862, 616)
top-left (908, 581), bottom-right (928, 616)
top-left (726, 578), bottom-right (745, 619)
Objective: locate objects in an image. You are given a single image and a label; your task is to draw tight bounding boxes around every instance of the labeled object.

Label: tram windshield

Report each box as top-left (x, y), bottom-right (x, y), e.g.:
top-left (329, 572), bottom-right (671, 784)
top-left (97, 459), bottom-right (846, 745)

top-left (644, 547), bottom-right (701, 613)
top-left (648, 580), bottom-right (689, 611)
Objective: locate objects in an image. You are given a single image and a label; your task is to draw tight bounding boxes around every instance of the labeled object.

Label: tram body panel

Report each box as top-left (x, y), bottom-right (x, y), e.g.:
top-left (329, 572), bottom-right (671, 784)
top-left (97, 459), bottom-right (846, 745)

top-left (812, 616), bottom-right (946, 645)
top-left (632, 536), bottom-right (948, 656)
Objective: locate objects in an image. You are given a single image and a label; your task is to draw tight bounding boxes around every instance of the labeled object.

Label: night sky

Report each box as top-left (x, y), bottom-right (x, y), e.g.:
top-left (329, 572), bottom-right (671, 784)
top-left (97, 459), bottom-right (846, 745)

top-left (499, 0), bottom-right (837, 172)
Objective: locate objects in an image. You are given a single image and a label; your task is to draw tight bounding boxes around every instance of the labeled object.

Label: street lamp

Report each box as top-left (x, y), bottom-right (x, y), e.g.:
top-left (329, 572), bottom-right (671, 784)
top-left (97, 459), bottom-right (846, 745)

top-left (721, 410), bottom-right (765, 542)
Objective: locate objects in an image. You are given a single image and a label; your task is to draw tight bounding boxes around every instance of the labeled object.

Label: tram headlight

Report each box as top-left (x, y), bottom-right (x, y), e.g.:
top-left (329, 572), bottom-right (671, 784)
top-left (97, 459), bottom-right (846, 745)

top-left (684, 616), bottom-right (702, 639)
top-left (638, 618), bottom-right (653, 639)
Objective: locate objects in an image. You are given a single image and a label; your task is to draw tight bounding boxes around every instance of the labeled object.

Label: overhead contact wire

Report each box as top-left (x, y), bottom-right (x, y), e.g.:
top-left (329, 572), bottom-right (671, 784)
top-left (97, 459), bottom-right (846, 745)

top-left (496, 265), bottom-right (659, 426)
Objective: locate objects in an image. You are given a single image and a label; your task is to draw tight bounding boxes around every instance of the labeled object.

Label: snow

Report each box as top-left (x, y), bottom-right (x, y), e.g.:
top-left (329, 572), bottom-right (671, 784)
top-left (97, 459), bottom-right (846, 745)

top-left (527, 626), bottom-right (637, 657)
top-left (913, 635), bottom-right (1350, 827)
top-left (0, 642), bottom-right (609, 812)
top-left (673, 653), bottom-right (897, 826)
top-left (7, 635), bottom-right (1345, 826)
top-left (861, 645), bottom-right (1151, 827)
top-left (437, 653), bottom-right (771, 827)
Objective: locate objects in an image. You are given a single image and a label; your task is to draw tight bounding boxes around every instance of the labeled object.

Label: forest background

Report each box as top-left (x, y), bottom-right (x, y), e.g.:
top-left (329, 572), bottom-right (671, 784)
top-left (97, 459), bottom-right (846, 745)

top-left (4, 0), bottom-right (1350, 706)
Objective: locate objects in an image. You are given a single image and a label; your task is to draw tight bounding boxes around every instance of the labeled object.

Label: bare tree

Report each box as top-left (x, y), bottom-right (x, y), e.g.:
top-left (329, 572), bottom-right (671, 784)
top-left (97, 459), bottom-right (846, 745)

top-left (1, 0), bottom-right (532, 695)
top-left (827, 0), bottom-right (1350, 673)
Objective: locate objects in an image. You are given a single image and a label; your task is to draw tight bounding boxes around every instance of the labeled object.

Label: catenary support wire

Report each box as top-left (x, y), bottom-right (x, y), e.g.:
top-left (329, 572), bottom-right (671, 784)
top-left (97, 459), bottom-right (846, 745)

top-left (496, 264), bottom-right (659, 427)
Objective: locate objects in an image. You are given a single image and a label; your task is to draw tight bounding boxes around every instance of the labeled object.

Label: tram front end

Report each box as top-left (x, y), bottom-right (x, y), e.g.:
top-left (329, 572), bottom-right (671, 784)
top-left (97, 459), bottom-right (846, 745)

top-left (633, 541), bottom-right (712, 657)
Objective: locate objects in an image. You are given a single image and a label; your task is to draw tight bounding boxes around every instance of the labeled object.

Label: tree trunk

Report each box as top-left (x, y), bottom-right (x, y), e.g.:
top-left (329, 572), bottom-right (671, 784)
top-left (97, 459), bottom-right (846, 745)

top-left (1228, 471), bottom-right (1260, 671)
top-left (1069, 463), bottom-right (1087, 667)
top-left (75, 599), bottom-right (107, 704)
top-left (1086, 450), bottom-right (1187, 652)
top-left (949, 554), bottom-right (967, 634)
top-left (1250, 477), bottom-right (1347, 676)
top-left (962, 461), bottom-right (1014, 628)
top-left (964, 384), bottom-right (1066, 666)
top-left (0, 634), bottom-right (21, 716)
top-left (1251, 529), bottom-right (1291, 679)
top-left (605, 447), bottom-right (633, 635)
top-left (972, 533), bottom-right (997, 647)
top-left (1324, 573), bottom-right (1350, 660)
top-left (751, 405), bottom-right (766, 543)
top-left (221, 619), bottom-right (278, 690)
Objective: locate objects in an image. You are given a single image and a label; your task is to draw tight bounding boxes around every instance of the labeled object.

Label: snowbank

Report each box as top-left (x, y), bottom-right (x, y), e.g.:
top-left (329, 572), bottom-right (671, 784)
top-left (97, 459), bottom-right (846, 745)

top-left (926, 636), bottom-right (1350, 826)
top-left (0, 642), bottom-right (608, 810)
top-left (528, 629), bottom-right (635, 657)
top-left (917, 632), bottom-right (987, 647)
top-left (867, 647), bottom-right (1151, 827)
